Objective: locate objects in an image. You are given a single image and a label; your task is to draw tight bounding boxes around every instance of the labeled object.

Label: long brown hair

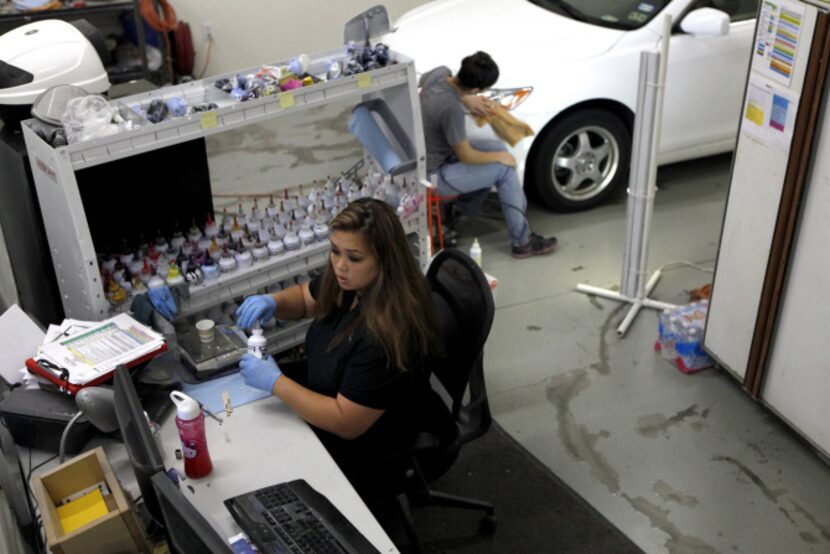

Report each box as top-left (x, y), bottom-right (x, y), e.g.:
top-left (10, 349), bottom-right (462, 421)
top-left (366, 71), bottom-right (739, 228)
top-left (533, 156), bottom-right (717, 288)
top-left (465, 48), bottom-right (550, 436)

top-left (316, 198), bottom-right (440, 371)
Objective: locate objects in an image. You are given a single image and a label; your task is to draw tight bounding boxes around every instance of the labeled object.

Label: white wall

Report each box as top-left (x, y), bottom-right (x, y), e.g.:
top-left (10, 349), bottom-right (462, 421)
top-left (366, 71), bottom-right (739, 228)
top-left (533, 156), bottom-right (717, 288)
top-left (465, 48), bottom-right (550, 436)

top-left (171, 1), bottom-right (428, 77)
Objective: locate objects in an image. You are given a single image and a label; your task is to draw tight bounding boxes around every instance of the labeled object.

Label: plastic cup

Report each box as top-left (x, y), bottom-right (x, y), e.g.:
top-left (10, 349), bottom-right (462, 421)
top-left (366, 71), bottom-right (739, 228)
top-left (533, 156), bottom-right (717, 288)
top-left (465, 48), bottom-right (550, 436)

top-left (196, 319), bottom-right (215, 343)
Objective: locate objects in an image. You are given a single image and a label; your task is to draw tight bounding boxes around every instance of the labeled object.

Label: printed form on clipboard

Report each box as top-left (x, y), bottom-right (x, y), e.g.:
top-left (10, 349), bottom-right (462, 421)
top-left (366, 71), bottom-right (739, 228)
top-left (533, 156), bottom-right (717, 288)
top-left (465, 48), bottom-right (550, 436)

top-left (28, 313), bottom-right (167, 392)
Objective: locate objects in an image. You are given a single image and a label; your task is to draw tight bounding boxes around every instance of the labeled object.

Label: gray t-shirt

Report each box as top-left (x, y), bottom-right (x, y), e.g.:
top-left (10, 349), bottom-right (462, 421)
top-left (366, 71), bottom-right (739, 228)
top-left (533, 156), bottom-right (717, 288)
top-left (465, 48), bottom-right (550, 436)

top-left (419, 67), bottom-right (467, 173)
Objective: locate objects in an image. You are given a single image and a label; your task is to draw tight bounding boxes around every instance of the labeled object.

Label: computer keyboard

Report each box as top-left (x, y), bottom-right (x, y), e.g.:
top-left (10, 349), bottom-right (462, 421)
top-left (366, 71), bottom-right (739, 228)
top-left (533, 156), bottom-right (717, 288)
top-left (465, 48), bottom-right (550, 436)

top-left (224, 479), bottom-right (379, 554)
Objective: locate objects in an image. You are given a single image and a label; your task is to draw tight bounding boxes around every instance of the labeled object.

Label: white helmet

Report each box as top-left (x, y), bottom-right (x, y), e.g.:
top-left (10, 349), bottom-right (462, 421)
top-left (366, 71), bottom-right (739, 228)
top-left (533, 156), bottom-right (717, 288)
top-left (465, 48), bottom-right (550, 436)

top-left (0, 19), bottom-right (110, 106)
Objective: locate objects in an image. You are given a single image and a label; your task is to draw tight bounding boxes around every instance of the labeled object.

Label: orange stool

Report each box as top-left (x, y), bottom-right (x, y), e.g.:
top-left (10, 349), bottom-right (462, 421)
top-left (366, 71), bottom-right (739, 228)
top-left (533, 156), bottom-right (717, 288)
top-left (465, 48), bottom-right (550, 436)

top-left (426, 186), bottom-right (458, 255)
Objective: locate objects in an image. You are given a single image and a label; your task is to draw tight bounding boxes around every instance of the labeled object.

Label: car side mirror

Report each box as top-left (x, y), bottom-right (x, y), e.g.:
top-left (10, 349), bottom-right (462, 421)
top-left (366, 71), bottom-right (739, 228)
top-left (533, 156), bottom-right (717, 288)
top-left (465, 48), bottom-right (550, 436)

top-left (679, 7), bottom-right (730, 36)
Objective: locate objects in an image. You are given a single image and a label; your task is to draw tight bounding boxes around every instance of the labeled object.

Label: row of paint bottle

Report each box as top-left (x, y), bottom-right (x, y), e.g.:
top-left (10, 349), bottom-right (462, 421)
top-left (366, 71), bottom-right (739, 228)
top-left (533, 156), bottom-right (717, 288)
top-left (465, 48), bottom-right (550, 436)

top-left (101, 169), bottom-right (422, 306)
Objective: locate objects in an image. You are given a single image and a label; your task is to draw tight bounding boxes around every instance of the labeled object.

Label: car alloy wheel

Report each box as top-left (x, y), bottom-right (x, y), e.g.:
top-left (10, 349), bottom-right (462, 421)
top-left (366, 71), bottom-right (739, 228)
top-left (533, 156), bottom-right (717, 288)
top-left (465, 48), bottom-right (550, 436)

top-left (532, 109), bottom-right (630, 211)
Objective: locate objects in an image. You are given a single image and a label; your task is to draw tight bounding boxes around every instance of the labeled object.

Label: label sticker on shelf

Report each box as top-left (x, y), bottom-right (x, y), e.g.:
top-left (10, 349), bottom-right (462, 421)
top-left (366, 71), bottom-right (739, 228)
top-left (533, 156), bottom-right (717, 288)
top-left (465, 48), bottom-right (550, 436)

top-left (279, 92), bottom-right (295, 109)
top-left (358, 73), bottom-right (372, 89)
top-left (200, 112), bottom-right (218, 130)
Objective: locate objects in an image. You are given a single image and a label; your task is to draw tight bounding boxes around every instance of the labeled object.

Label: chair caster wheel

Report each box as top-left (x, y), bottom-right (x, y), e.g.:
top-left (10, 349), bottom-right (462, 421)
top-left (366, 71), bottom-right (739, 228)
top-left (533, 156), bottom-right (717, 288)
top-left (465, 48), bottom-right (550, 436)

top-left (480, 514), bottom-right (497, 535)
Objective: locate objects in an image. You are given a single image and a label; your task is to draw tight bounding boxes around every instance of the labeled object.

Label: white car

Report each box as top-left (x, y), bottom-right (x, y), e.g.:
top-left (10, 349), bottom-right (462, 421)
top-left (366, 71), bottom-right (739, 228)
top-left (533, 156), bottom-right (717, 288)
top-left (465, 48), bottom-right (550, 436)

top-left (384, 0), bottom-right (759, 211)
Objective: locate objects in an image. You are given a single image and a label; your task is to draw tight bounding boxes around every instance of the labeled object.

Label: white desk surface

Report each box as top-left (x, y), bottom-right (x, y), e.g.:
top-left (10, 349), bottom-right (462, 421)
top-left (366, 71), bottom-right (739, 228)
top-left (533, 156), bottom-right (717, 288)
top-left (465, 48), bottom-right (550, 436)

top-left (158, 395), bottom-right (399, 553)
top-left (23, 394), bottom-right (398, 553)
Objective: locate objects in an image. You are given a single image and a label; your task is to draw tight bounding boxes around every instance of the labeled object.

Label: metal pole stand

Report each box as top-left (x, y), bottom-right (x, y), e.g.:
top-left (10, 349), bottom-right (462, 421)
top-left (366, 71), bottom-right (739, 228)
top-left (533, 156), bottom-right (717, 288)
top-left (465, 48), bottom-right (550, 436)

top-left (577, 15), bottom-right (676, 337)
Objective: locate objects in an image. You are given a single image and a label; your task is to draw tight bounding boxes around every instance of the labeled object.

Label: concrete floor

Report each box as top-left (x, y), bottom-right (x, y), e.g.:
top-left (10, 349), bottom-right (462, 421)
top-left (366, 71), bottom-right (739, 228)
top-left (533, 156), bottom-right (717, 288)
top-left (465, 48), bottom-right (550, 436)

top-left (461, 154), bottom-right (830, 554)
top-left (206, 103), bottom-right (830, 553)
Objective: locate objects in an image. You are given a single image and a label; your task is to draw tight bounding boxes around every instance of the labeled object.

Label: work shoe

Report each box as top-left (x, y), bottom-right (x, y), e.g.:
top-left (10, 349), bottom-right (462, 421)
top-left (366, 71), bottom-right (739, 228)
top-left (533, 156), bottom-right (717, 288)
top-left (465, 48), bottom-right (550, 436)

top-left (511, 233), bottom-right (558, 258)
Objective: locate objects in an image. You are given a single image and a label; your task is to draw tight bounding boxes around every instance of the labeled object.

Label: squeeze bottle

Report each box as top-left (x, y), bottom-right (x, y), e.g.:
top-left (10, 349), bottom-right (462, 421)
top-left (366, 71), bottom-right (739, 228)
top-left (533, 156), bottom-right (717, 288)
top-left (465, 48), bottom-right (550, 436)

top-left (170, 391), bottom-right (213, 478)
top-left (248, 327), bottom-right (267, 359)
top-left (470, 238), bottom-right (482, 267)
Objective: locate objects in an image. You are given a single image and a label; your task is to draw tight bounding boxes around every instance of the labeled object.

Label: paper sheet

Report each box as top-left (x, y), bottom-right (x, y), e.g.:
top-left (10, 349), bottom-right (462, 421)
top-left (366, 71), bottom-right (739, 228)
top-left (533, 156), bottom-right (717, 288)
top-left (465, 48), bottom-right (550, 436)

top-left (36, 313), bottom-right (165, 385)
top-left (0, 305), bottom-right (45, 384)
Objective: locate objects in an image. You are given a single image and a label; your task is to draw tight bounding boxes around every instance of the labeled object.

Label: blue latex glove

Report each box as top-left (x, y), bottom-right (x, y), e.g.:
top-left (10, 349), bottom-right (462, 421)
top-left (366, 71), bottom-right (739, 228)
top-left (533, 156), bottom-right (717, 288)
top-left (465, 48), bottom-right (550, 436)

top-left (239, 354), bottom-right (282, 393)
top-left (148, 285), bottom-right (177, 320)
top-left (236, 295), bottom-right (277, 329)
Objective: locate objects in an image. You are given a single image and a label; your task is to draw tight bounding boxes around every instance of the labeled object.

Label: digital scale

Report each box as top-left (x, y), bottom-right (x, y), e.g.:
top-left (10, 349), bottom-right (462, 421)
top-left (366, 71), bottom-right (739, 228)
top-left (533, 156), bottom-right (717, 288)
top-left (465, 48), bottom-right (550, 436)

top-left (177, 324), bottom-right (249, 379)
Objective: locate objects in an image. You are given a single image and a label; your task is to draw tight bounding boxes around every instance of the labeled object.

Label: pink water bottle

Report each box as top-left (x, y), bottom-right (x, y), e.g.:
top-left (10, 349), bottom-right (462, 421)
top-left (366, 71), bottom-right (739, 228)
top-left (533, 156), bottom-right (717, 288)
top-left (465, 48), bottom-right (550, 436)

top-left (170, 391), bottom-right (213, 478)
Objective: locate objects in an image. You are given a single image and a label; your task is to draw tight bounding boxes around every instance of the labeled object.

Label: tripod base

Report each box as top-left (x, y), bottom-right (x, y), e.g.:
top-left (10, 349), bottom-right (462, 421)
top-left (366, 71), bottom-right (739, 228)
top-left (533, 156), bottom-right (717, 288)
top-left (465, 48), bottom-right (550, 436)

top-left (577, 269), bottom-right (676, 337)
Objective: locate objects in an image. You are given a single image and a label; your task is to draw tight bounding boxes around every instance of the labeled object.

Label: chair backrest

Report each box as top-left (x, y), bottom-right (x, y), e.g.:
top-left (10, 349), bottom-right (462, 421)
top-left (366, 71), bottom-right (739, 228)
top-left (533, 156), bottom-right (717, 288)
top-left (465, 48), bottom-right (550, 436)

top-left (427, 249), bottom-right (494, 442)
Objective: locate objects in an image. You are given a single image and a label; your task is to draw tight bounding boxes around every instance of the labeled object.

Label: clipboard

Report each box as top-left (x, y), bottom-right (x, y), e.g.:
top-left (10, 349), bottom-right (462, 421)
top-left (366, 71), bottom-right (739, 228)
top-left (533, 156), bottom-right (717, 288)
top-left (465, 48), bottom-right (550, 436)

top-left (25, 313), bottom-right (168, 395)
top-left (26, 344), bottom-right (168, 395)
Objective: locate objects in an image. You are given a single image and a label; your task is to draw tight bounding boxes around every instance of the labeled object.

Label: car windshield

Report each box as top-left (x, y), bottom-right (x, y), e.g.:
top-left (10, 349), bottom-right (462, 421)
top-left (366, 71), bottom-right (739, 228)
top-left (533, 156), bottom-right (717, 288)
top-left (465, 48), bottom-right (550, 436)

top-left (528, 0), bottom-right (672, 30)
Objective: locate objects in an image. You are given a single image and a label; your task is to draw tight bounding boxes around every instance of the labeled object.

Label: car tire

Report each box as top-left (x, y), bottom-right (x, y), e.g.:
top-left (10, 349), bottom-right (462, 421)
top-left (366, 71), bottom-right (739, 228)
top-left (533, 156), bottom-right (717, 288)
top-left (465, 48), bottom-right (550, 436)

top-left (531, 109), bottom-right (630, 212)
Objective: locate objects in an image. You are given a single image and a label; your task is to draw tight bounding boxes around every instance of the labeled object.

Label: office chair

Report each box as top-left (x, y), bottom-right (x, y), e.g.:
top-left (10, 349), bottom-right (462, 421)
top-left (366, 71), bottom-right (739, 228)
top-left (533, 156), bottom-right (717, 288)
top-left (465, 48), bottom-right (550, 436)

top-left (372, 248), bottom-right (496, 550)
top-left (0, 423), bottom-right (37, 553)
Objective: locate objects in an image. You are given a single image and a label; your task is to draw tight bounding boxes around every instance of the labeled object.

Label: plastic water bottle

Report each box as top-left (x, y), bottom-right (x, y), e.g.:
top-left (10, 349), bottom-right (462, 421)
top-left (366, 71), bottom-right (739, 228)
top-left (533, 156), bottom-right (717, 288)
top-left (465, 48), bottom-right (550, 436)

top-left (660, 314), bottom-right (680, 361)
top-left (170, 391), bottom-right (213, 478)
top-left (247, 327), bottom-right (267, 359)
top-left (470, 238), bottom-right (482, 267)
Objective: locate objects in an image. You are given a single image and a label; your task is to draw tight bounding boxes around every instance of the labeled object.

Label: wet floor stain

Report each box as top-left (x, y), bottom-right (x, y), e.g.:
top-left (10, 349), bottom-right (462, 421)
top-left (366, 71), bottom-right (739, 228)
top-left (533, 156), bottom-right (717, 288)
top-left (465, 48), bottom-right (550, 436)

top-left (654, 480), bottom-right (699, 508)
top-left (637, 405), bottom-right (701, 438)
top-left (593, 303), bottom-right (624, 375)
top-left (526, 325), bottom-right (542, 332)
top-left (587, 295), bottom-right (605, 311)
top-left (690, 421), bottom-right (707, 433)
top-left (712, 455), bottom-right (799, 528)
top-left (546, 368), bottom-right (620, 493)
top-left (623, 494), bottom-right (718, 554)
top-left (791, 500), bottom-right (830, 543)
top-left (572, 265), bottom-right (584, 271)
top-left (545, 304), bottom-right (718, 554)
top-left (224, 431), bottom-right (232, 444)
top-left (712, 455), bottom-right (786, 503)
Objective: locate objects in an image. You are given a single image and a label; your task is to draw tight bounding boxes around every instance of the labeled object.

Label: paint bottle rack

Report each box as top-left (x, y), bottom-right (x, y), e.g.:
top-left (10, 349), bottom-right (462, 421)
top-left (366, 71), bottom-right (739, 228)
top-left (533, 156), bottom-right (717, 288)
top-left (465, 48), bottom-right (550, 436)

top-left (21, 46), bottom-right (429, 322)
top-left (178, 240), bottom-right (330, 318)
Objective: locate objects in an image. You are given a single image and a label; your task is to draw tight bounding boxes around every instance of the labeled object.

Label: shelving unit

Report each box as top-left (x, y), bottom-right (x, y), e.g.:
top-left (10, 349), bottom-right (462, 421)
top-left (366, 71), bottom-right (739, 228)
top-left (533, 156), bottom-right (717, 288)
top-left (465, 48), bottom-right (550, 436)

top-left (21, 47), bottom-right (429, 331)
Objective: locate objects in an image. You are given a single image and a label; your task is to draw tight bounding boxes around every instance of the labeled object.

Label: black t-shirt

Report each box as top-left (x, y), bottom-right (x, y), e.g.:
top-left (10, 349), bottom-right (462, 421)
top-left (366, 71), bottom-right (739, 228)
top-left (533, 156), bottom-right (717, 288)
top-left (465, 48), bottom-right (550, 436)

top-left (304, 275), bottom-right (429, 461)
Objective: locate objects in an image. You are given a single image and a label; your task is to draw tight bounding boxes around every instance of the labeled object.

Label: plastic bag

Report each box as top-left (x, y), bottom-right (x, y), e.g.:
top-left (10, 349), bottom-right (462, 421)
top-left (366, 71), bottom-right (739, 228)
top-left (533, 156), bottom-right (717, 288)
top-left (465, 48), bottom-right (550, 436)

top-left (61, 96), bottom-right (143, 144)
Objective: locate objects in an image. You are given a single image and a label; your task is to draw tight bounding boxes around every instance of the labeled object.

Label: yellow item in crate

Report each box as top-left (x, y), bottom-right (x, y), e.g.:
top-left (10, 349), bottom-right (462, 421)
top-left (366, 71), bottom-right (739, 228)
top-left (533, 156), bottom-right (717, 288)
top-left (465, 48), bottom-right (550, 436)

top-left (56, 488), bottom-right (108, 534)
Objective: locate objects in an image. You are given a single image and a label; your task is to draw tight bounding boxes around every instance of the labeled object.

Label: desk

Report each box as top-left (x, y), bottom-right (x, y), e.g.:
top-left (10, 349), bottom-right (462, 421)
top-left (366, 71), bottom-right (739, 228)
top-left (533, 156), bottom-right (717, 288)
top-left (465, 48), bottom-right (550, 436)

top-left (22, 395), bottom-right (398, 552)
top-left (157, 395), bottom-right (399, 553)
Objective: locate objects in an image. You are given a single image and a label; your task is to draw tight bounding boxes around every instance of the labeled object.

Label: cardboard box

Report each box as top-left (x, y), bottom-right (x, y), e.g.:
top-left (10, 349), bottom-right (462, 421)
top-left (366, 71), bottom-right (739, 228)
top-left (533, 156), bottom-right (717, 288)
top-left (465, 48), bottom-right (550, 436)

top-left (31, 447), bottom-right (150, 554)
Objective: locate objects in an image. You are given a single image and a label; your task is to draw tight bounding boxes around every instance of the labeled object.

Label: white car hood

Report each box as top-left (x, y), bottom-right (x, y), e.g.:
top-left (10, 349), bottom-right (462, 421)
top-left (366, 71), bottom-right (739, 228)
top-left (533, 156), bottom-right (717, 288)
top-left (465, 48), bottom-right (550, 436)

top-left (385, 0), bottom-right (625, 87)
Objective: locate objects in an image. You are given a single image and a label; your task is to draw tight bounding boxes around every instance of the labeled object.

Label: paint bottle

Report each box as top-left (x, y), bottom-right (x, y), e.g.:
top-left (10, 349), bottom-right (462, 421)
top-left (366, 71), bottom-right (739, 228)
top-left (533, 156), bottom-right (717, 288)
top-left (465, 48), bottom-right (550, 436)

top-left (221, 208), bottom-right (233, 233)
top-left (266, 195), bottom-right (279, 219)
top-left (236, 203), bottom-right (247, 228)
top-left (247, 326), bottom-right (267, 360)
top-left (298, 222), bottom-right (315, 246)
top-left (230, 216), bottom-right (244, 242)
top-left (167, 265), bottom-right (185, 286)
top-left (170, 391), bottom-right (213, 478)
top-left (252, 238), bottom-right (269, 262)
top-left (267, 236), bottom-right (285, 256)
top-left (283, 222), bottom-right (300, 251)
top-left (219, 248), bottom-right (237, 273)
top-left (234, 240), bottom-right (253, 269)
top-left (204, 214), bottom-right (219, 238)
top-left (170, 228), bottom-right (186, 250)
top-left (201, 257), bottom-right (220, 281)
top-left (470, 238), bottom-right (482, 267)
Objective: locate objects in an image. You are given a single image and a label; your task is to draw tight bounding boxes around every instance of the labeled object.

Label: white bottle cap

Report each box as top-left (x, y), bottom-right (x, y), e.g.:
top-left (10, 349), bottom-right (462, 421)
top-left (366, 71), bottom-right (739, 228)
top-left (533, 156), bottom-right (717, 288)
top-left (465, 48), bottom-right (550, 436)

top-left (251, 328), bottom-right (263, 337)
top-left (170, 391), bottom-right (201, 420)
top-left (148, 274), bottom-right (165, 289)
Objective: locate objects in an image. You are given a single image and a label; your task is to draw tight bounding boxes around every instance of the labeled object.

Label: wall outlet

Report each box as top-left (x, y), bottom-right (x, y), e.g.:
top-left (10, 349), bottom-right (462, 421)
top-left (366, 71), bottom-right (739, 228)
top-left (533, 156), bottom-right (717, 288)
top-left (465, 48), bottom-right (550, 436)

top-left (202, 22), bottom-right (213, 41)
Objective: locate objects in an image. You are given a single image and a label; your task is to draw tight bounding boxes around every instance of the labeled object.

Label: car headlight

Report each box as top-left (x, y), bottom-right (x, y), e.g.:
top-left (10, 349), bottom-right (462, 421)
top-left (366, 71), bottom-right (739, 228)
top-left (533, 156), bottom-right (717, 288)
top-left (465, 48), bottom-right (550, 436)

top-left (482, 87), bottom-right (533, 111)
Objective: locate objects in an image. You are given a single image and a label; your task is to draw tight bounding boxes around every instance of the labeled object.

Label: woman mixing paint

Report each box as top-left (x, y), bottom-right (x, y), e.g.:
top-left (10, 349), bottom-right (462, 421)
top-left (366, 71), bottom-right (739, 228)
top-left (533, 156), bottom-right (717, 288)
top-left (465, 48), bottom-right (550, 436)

top-left (235, 198), bottom-right (444, 494)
